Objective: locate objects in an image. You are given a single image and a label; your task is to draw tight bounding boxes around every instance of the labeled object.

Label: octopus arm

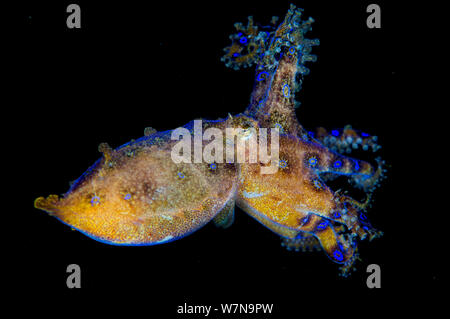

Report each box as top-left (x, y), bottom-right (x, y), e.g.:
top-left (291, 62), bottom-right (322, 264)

top-left (213, 199), bottom-right (235, 229)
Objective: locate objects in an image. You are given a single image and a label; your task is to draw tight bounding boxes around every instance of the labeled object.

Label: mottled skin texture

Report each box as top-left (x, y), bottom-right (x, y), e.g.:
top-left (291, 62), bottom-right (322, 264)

top-left (35, 120), bottom-right (240, 245)
top-left (35, 5), bottom-right (385, 276)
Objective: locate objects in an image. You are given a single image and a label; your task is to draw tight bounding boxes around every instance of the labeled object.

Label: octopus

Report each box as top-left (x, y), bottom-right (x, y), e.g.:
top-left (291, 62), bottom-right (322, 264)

top-left (35, 5), bottom-right (386, 276)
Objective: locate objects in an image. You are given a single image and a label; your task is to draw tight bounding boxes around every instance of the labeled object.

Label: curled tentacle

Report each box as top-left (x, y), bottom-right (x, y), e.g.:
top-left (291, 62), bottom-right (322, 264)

top-left (301, 139), bottom-right (381, 183)
top-left (281, 233), bottom-right (321, 252)
top-left (333, 194), bottom-right (384, 241)
top-left (310, 125), bottom-right (381, 154)
top-left (298, 214), bottom-right (356, 266)
top-left (306, 127), bottom-right (387, 192)
top-left (350, 157), bottom-right (387, 192)
top-left (221, 16), bottom-right (278, 70)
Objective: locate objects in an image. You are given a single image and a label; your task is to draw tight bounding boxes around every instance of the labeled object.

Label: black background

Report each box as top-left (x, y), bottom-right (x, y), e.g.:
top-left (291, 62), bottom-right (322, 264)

top-left (10, 0), bottom-right (441, 316)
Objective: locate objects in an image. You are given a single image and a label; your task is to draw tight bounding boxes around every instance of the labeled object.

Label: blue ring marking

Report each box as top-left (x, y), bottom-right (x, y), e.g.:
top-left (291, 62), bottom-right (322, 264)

top-left (317, 220), bottom-right (328, 230)
top-left (333, 211), bottom-right (341, 219)
top-left (210, 163), bottom-right (217, 170)
top-left (91, 195), bottom-right (100, 206)
top-left (282, 84), bottom-right (290, 98)
top-left (308, 131), bottom-right (315, 137)
top-left (289, 46), bottom-right (296, 54)
top-left (233, 52), bottom-right (240, 57)
top-left (308, 157), bottom-right (318, 167)
top-left (334, 160), bottom-right (343, 168)
top-left (178, 172), bottom-right (185, 179)
top-left (279, 159), bottom-right (287, 168)
top-left (362, 132), bottom-right (369, 137)
top-left (334, 250), bottom-right (344, 262)
top-left (354, 161), bottom-right (360, 171)
top-left (124, 193), bottom-right (131, 200)
top-left (338, 243), bottom-right (344, 251)
top-left (257, 71), bottom-right (269, 81)
top-left (331, 130), bottom-right (339, 137)
top-left (239, 37), bottom-right (248, 44)
top-left (360, 212), bottom-right (367, 221)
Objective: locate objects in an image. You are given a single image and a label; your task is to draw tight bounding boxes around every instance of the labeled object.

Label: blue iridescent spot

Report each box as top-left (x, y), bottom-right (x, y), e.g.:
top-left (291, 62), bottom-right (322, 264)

top-left (317, 221), bottom-right (328, 230)
top-left (233, 52), bottom-right (240, 57)
top-left (362, 132), bottom-right (369, 137)
top-left (360, 212), bottom-right (367, 221)
top-left (333, 211), bottom-right (341, 219)
top-left (331, 130), bottom-right (339, 137)
top-left (354, 161), bottom-right (360, 171)
top-left (178, 172), bottom-right (185, 179)
top-left (282, 84), bottom-right (290, 98)
top-left (334, 160), bottom-right (342, 168)
top-left (338, 243), bottom-right (344, 251)
top-left (313, 179), bottom-right (322, 190)
top-left (279, 159), bottom-right (287, 169)
top-left (274, 123), bottom-right (284, 133)
top-left (124, 194), bottom-right (131, 200)
top-left (308, 157), bottom-right (318, 167)
top-left (334, 250), bottom-right (344, 262)
top-left (257, 71), bottom-right (269, 81)
top-left (301, 215), bottom-right (310, 225)
top-left (91, 195), bottom-right (100, 206)
top-left (210, 163), bottom-right (217, 170)
top-left (239, 37), bottom-right (248, 44)
top-left (308, 131), bottom-right (314, 137)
